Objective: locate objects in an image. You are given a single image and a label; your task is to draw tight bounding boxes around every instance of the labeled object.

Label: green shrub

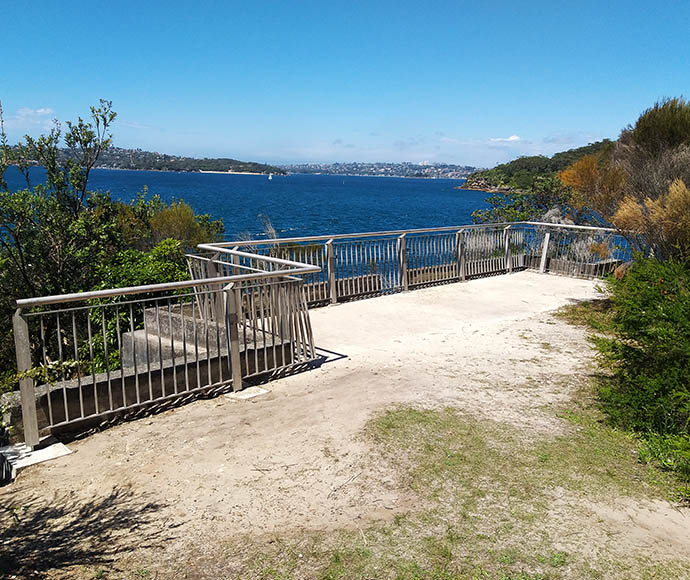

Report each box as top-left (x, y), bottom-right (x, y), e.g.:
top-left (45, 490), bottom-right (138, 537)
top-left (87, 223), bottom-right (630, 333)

top-left (595, 258), bottom-right (690, 435)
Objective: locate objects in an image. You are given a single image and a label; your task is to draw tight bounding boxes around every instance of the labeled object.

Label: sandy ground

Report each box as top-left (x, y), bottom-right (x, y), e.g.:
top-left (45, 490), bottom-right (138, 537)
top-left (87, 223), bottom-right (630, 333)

top-left (3, 271), bottom-right (689, 574)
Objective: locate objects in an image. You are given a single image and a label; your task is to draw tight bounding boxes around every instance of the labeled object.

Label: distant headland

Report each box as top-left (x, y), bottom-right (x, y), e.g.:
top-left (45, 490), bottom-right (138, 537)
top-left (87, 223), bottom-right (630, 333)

top-left (92, 147), bottom-right (286, 175)
top-left (458, 140), bottom-right (613, 192)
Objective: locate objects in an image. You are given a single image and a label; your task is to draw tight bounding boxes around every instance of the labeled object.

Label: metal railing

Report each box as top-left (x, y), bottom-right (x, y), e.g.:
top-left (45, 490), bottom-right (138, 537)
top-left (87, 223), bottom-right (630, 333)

top-left (12, 250), bottom-right (320, 447)
top-left (10, 221), bottom-right (636, 447)
top-left (196, 222), bottom-right (633, 307)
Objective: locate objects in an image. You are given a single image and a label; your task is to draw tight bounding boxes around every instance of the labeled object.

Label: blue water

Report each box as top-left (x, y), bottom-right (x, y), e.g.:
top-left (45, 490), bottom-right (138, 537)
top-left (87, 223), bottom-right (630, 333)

top-left (4, 167), bottom-right (491, 240)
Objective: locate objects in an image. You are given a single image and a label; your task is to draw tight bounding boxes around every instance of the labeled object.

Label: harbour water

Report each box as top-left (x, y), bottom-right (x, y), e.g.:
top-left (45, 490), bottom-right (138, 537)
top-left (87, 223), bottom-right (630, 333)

top-left (4, 168), bottom-right (492, 240)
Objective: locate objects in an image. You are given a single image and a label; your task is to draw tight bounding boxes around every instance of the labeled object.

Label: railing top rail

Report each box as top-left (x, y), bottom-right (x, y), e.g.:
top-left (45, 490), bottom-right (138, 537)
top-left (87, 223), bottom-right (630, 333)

top-left (17, 251), bottom-right (321, 309)
top-left (209, 221), bottom-right (619, 247)
top-left (519, 221), bottom-right (619, 233)
top-left (195, 244), bottom-right (324, 269)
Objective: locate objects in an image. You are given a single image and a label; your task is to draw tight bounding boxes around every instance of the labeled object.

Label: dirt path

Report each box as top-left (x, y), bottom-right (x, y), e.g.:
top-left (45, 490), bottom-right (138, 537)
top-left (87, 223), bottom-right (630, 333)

top-left (3, 272), bottom-right (688, 578)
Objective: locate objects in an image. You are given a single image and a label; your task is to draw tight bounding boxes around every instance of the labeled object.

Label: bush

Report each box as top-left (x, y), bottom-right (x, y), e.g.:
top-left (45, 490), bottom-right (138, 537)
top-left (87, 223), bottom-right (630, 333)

top-left (595, 258), bottom-right (690, 435)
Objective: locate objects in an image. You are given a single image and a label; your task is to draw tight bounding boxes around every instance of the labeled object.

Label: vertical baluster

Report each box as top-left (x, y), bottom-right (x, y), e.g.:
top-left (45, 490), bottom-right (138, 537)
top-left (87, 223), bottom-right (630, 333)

top-left (56, 313), bottom-right (69, 422)
top-left (129, 304), bottom-right (140, 404)
top-left (204, 290), bottom-right (212, 384)
top-left (181, 299), bottom-right (189, 393)
top-left (86, 310), bottom-right (98, 415)
top-left (258, 282), bottom-right (268, 373)
top-left (113, 306), bottom-right (124, 409)
top-left (142, 302), bottom-right (153, 402)
top-left (156, 300), bottom-right (165, 398)
top-left (39, 315), bottom-right (54, 426)
top-left (102, 307), bottom-right (113, 411)
top-left (192, 297), bottom-right (201, 390)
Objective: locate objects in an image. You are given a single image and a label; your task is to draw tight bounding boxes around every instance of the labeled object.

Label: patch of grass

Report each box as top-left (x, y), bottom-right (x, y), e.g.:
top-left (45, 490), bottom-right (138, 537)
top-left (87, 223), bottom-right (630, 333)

top-left (220, 403), bottom-right (688, 579)
top-left (638, 433), bottom-right (690, 501)
top-left (555, 298), bottom-right (614, 332)
top-left (127, 397), bottom-right (690, 580)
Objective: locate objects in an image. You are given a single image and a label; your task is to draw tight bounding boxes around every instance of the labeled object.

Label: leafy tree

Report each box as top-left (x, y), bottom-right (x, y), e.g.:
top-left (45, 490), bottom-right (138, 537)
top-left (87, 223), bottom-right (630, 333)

top-left (471, 176), bottom-right (590, 224)
top-left (150, 200), bottom-right (223, 248)
top-left (560, 97), bottom-right (690, 260)
top-left (0, 101), bottom-right (225, 393)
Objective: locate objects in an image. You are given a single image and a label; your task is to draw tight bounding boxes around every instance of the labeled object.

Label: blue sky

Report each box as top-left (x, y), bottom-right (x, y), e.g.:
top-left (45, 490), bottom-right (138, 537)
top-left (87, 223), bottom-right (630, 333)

top-left (1, 0), bottom-right (689, 167)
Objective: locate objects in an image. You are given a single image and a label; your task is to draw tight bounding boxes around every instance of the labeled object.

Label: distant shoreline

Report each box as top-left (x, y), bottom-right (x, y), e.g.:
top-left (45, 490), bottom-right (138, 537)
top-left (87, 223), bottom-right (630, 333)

top-left (93, 166), bottom-right (273, 176)
top-left (92, 166), bottom-right (471, 180)
top-left (198, 170), bottom-right (266, 175)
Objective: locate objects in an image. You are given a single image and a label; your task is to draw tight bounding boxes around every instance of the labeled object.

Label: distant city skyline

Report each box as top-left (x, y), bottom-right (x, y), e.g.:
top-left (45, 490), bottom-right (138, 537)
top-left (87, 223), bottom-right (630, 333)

top-left (2, 0), bottom-right (689, 167)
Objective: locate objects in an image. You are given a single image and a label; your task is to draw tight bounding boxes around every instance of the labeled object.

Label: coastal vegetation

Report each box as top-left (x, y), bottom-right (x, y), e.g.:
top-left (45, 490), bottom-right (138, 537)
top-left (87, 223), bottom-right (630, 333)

top-left (553, 98), bottom-right (690, 498)
top-left (473, 98), bottom-right (690, 497)
top-left (462, 140), bottom-right (612, 192)
top-left (0, 101), bottom-right (224, 404)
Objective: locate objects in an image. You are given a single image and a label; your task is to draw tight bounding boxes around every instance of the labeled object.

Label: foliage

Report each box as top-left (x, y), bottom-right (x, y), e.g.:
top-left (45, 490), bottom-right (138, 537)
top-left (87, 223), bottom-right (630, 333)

top-left (627, 97), bottom-right (690, 157)
top-left (560, 97), bottom-right (690, 260)
top-left (594, 258), bottom-right (690, 436)
top-left (464, 140), bottom-right (613, 191)
top-left (95, 238), bottom-right (188, 290)
top-left (84, 239), bottom-right (190, 373)
top-left (471, 175), bottom-right (593, 224)
top-left (612, 178), bottom-right (690, 259)
top-left (0, 101), bottom-right (225, 391)
top-left (639, 433), bottom-right (690, 499)
top-left (149, 200), bottom-right (223, 248)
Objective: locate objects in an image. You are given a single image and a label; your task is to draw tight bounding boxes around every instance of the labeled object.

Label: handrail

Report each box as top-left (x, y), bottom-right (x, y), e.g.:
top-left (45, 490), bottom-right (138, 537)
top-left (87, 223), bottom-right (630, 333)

top-left (16, 247), bottom-right (321, 308)
top-left (208, 221), bottom-right (618, 247)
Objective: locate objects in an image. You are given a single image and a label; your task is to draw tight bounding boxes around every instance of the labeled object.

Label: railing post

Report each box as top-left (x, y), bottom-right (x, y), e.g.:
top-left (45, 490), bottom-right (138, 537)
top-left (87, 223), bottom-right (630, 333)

top-left (208, 252), bottom-right (225, 322)
top-left (456, 229), bottom-right (466, 281)
top-left (397, 234), bottom-right (408, 291)
top-left (229, 246), bottom-right (240, 276)
top-left (325, 239), bottom-right (337, 304)
top-left (13, 309), bottom-right (40, 449)
top-left (225, 285), bottom-right (244, 392)
top-left (504, 225), bottom-right (512, 274)
top-left (539, 231), bottom-right (551, 273)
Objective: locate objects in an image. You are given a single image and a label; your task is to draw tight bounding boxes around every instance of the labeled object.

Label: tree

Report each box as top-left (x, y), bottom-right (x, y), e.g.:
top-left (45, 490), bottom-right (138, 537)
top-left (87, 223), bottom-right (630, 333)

top-left (471, 176), bottom-right (590, 224)
top-left (0, 101), bottom-right (225, 394)
top-left (560, 97), bottom-right (690, 260)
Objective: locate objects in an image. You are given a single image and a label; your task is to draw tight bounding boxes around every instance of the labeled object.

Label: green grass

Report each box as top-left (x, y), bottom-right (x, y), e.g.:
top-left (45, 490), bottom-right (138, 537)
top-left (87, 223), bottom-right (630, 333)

top-left (170, 400), bottom-right (689, 580)
top-left (554, 298), bottom-right (614, 332)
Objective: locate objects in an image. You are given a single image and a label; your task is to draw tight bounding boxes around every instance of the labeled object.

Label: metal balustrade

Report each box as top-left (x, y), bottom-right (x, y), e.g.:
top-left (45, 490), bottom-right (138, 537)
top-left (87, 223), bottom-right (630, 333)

top-left (8, 221), bottom-right (637, 447)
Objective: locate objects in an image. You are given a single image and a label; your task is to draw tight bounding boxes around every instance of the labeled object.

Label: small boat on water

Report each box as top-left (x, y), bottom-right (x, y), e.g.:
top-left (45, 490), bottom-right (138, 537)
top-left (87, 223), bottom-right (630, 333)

top-left (268, 173), bottom-right (273, 180)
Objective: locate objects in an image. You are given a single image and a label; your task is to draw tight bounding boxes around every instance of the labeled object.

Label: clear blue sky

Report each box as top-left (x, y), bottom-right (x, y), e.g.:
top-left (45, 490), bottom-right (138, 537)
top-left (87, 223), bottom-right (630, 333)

top-left (2, 0), bottom-right (689, 167)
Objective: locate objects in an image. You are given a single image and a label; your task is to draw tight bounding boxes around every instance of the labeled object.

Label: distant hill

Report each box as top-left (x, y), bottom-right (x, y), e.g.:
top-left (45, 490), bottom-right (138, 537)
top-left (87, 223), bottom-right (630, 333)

top-left (461, 140), bottom-right (613, 192)
top-left (90, 147), bottom-right (286, 175)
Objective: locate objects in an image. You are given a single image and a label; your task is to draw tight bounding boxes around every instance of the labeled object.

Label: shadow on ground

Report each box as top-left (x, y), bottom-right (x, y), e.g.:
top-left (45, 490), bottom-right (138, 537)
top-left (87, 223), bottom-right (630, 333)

top-left (0, 486), bottom-right (172, 578)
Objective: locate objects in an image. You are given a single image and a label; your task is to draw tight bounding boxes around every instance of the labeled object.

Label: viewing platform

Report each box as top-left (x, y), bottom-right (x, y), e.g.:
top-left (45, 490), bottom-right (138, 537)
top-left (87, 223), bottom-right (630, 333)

top-left (4, 221), bottom-right (634, 447)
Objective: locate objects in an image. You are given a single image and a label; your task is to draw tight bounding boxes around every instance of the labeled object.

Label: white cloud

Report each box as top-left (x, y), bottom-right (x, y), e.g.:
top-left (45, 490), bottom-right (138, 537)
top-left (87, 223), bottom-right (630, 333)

top-left (489, 134), bottom-right (522, 143)
top-left (4, 106), bottom-right (56, 131)
top-left (120, 120), bottom-right (152, 130)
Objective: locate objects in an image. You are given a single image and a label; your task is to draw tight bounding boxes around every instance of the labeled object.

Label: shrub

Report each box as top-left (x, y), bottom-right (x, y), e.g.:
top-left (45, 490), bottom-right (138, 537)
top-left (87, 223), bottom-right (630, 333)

top-left (595, 258), bottom-right (690, 435)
